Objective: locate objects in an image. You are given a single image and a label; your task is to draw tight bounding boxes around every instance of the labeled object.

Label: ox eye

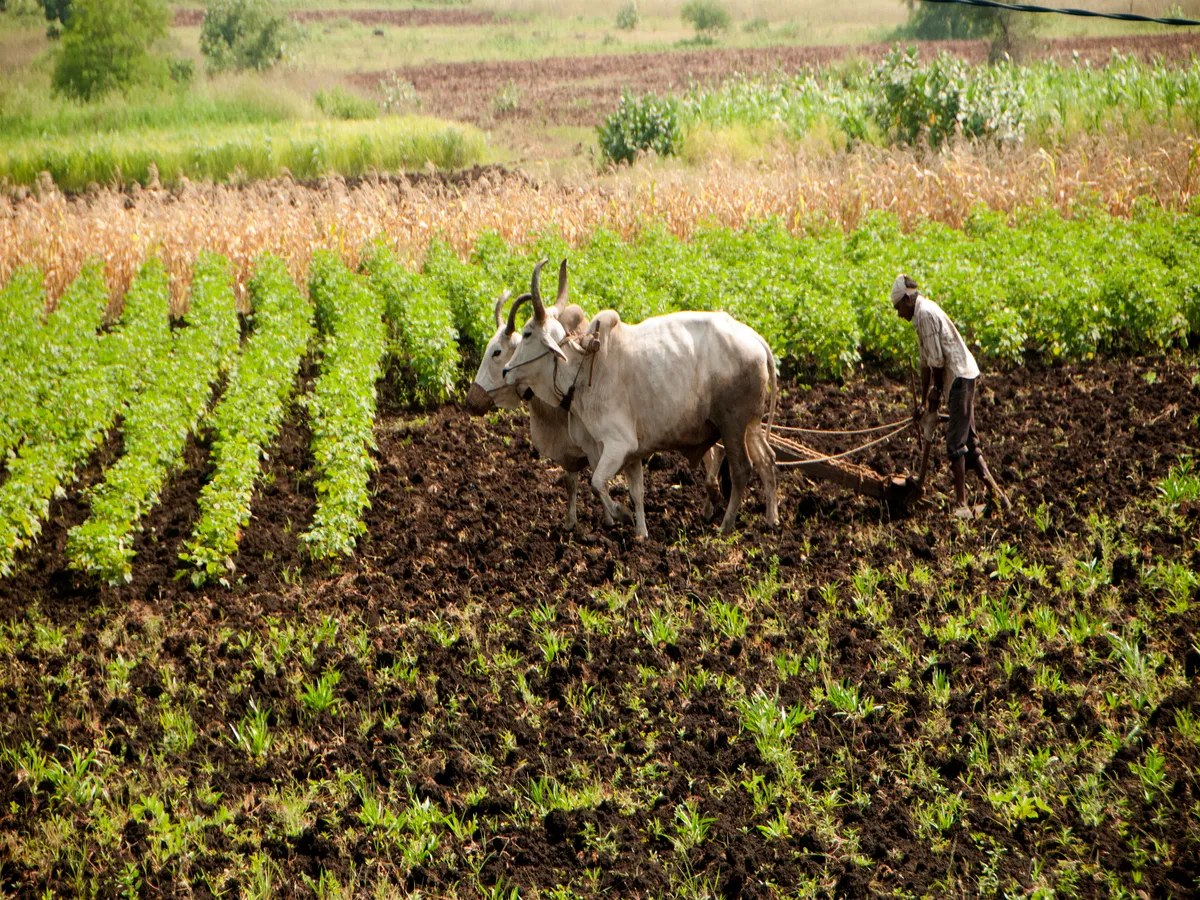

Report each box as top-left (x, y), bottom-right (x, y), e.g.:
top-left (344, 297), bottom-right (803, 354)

top-left (492, 349), bottom-right (501, 358)
top-left (523, 331), bottom-right (531, 338)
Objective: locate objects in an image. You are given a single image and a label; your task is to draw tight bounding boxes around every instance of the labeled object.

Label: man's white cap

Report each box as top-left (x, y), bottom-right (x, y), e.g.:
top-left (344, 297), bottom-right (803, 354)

top-left (890, 274), bottom-right (913, 307)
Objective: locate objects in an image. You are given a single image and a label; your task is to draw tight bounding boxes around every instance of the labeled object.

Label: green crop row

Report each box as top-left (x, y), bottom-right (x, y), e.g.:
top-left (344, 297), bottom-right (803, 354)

top-left (181, 254), bottom-right (315, 585)
top-left (0, 261), bottom-right (172, 576)
top-left (362, 242), bottom-right (459, 406)
top-left (66, 254), bottom-right (238, 584)
top-left (0, 267), bottom-right (47, 461)
top-left (0, 263), bottom-right (108, 461)
top-left (410, 204), bottom-right (1198, 380)
top-left (302, 251), bottom-right (387, 560)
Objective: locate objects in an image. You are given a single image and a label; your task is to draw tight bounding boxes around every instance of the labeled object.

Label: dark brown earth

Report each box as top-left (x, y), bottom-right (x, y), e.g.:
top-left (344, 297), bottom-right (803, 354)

top-left (352, 33), bottom-right (1200, 127)
top-left (172, 7), bottom-right (493, 28)
top-left (0, 353), bottom-right (1198, 897)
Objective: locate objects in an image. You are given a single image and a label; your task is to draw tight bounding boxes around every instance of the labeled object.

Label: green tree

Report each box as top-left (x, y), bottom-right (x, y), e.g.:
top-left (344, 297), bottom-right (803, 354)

top-left (200, 0), bottom-right (290, 73)
top-left (898, 1), bottom-right (1035, 60)
top-left (51, 0), bottom-right (168, 101)
top-left (38, 0), bottom-right (71, 37)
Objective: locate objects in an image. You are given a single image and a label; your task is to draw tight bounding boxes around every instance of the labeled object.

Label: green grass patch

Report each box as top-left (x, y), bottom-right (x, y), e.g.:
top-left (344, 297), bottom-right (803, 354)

top-left (0, 115), bottom-right (486, 189)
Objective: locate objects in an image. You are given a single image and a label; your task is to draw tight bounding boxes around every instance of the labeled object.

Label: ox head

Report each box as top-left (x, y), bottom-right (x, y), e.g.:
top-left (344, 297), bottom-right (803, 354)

top-left (502, 258), bottom-right (586, 407)
top-left (467, 261), bottom-right (576, 413)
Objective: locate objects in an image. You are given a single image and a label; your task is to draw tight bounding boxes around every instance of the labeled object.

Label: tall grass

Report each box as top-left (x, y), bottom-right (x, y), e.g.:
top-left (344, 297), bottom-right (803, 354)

top-left (0, 116), bottom-right (486, 190)
top-left (0, 76), bottom-right (315, 142)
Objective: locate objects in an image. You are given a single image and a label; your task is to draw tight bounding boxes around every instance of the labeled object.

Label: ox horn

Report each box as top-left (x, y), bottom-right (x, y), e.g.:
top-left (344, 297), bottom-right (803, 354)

top-left (505, 292), bottom-right (532, 335)
top-left (554, 259), bottom-right (569, 312)
top-left (530, 258), bottom-right (549, 323)
top-left (493, 289), bottom-right (512, 328)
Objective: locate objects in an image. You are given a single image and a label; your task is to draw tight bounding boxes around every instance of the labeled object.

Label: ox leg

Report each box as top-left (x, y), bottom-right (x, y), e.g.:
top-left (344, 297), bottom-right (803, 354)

top-left (748, 429), bottom-right (779, 527)
top-left (591, 447), bottom-right (635, 529)
top-left (700, 446), bottom-right (725, 520)
top-left (563, 470), bottom-right (580, 530)
top-left (718, 429), bottom-right (753, 535)
top-left (623, 460), bottom-right (648, 539)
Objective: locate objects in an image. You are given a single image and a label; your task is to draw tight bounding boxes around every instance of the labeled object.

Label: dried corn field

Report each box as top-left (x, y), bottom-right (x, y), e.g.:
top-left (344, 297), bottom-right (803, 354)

top-left (4, 133), bottom-right (1199, 310)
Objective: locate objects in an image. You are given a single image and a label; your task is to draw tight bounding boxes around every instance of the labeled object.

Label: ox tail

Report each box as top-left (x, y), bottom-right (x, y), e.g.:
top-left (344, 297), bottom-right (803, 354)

top-left (760, 334), bottom-right (778, 442)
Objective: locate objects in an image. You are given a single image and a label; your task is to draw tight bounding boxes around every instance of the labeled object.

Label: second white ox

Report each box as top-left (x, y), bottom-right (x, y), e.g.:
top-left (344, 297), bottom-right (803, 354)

top-left (503, 259), bottom-right (779, 538)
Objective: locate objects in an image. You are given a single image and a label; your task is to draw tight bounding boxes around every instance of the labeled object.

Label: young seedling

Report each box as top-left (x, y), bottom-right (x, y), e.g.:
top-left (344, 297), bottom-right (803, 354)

top-left (229, 699), bottom-right (273, 759)
top-left (671, 800), bottom-right (716, 855)
top-left (300, 670), bottom-right (342, 714)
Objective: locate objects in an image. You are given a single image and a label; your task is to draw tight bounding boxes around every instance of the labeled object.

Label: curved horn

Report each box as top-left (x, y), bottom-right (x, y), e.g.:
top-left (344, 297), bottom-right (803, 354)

top-left (530, 258), bottom-right (549, 322)
top-left (505, 292), bottom-right (532, 335)
top-left (554, 259), bottom-right (569, 312)
top-left (493, 289), bottom-right (512, 328)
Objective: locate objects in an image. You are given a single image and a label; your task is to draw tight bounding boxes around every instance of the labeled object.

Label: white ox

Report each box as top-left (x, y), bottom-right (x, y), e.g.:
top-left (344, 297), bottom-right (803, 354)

top-left (503, 259), bottom-right (778, 538)
top-left (466, 261), bottom-right (724, 530)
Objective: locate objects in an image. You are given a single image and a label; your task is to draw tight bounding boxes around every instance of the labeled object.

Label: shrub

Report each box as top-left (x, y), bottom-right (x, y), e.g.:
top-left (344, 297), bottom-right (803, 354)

top-left (316, 86), bottom-right (378, 120)
top-left (869, 46), bottom-right (1026, 148)
top-left (597, 89), bottom-right (681, 165)
top-left (682, 0), bottom-right (730, 34)
top-left (200, 0), bottom-right (290, 73)
top-left (378, 74), bottom-right (420, 113)
top-left (51, 0), bottom-right (168, 101)
top-left (169, 58), bottom-right (195, 88)
top-left (616, 1), bottom-right (639, 30)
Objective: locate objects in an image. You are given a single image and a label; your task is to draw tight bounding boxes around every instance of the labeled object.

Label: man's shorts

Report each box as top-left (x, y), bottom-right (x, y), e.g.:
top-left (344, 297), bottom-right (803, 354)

top-left (947, 377), bottom-right (980, 463)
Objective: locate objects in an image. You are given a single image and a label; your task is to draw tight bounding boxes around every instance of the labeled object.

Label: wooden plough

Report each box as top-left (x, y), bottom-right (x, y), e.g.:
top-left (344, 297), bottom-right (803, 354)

top-left (766, 428), bottom-right (921, 514)
top-left (768, 430), bottom-right (919, 512)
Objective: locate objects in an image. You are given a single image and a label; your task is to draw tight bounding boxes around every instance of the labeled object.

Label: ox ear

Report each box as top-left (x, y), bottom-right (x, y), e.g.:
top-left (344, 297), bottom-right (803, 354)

top-left (493, 289), bottom-right (512, 329)
top-left (530, 258), bottom-right (549, 323)
top-left (554, 259), bottom-right (569, 312)
top-left (506, 293), bottom-right (531, 336)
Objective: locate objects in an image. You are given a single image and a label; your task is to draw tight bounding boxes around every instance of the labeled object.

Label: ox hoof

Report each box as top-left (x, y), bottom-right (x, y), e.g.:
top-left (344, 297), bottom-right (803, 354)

top-left (615, 506), bottom-right (635, 526)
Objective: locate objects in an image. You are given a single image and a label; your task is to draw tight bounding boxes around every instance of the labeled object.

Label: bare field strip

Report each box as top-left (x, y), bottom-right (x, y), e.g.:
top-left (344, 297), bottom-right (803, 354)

top-left (353, 33), bottom-right (1200, 127)
top-left (171, 7), bottom-right (493, 27)
top-left (3, 134), bottom-right (1198, 309)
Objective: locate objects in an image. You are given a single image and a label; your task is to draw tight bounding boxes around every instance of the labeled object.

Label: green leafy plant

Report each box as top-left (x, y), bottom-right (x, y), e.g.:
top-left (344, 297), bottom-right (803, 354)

top-left (869, 46), bottom-right (1027, 148)
top-left (300, 670), bottom-right (342, 714)
top-left (597, 90), bottom-right (682, 165)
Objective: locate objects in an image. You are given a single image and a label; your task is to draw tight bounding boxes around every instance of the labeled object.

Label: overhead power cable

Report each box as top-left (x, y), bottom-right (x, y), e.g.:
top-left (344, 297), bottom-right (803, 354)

top-left (920, 0), bottom-right (1200, 27)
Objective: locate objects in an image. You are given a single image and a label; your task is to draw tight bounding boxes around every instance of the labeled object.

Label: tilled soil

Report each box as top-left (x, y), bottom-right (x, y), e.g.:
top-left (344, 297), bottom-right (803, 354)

top-left (1, 353), bottom-right (1198, 897)
top-left (352, 33), bottom-right (1200, 127)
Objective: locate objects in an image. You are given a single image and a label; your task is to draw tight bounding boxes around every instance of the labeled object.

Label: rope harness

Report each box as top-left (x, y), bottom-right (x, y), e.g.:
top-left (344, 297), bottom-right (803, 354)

top-left (772, 421), bottom-right (911, 468)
